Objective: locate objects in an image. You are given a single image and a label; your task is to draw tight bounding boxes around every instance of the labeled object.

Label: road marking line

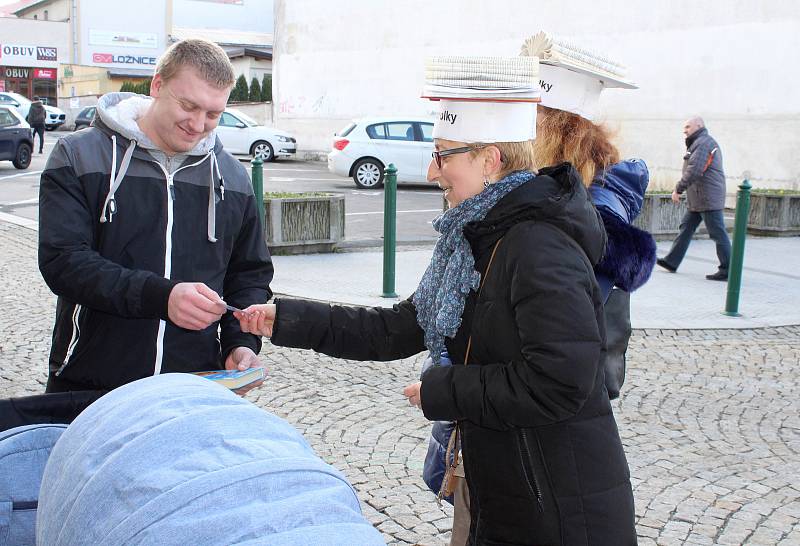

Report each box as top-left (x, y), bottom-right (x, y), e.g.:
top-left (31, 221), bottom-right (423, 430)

top-left (346, 209), bottom-right (441, 216)
top-left (0, 170), bottom-right (43, 181)
top-left (3, 197), bottom-right (39, 206)
top-left (262, 168), bottom-right (328, 172)
top-left (266, 177), bottom-right (344, 182)
top-left (0, 211), bottom-right (38, 230)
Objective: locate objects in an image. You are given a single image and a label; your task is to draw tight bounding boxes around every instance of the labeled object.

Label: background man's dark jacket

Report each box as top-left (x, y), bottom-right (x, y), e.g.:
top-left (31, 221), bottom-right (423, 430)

top-left (27, 100), bottom-right (46, 126)
top-left (676, 127), bottom-right (726, 211)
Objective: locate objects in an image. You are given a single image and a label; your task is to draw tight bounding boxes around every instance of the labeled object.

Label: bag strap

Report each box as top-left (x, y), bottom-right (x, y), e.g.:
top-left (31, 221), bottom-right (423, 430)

top-left (436, 237), bottom-right (505, 506)
top-left (464, 236), bottom-right (503, 365)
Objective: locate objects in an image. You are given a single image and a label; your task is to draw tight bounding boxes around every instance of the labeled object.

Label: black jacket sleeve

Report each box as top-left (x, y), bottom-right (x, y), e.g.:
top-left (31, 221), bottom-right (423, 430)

top-left (271, 297), bottom-right (426, 361)
top-left (38, 139), bottom-right (177, 319)
top-left (219, 190), bottom-right (273, 361)
top-left (420, 223), bottom-right (603, 431)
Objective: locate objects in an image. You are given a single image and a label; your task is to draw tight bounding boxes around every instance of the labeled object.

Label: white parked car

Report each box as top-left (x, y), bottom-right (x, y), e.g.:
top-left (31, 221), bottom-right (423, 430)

top-left (215, 108), bottom-right (296, 161)
top-left (0, 91), bottom-right (66, 130)
top-left (328, 117), bottom-right (435, 189)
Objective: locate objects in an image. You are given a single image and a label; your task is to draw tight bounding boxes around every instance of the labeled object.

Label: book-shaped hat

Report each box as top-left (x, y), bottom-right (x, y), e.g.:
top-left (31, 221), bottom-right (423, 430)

top-left (521, 31), bottom-right (637, 120)
top-left (422, 56), bottom-right (540, 143)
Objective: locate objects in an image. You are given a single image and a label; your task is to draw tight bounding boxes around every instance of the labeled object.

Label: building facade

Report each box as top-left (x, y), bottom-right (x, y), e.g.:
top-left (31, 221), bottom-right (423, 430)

top-left (0, 18), bottom-right (69, 105)
top-left (8, 0), bottom-right (274, 118)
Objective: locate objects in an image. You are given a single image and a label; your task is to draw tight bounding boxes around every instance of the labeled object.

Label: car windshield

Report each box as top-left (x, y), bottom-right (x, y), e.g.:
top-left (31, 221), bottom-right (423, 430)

top-left (1, 92), bottom-right (31, 106)
top-left (227, 109), bottom-right (258, 127)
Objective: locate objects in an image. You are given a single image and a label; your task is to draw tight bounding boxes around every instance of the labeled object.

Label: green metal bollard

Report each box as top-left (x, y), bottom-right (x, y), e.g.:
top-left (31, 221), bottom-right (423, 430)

top-left (251, 156), bottom-right (265, 228)
top-left (724, 178), bottom-right (752, 316)
top-left (382, 163), bottom-right (398, 298)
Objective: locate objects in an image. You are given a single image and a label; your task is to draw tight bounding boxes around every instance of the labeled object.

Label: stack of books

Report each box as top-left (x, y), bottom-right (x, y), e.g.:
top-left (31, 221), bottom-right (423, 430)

top-left (521, 31), bottom-right (635, 88)
top-left (423, 56), bottom-right (540, 101)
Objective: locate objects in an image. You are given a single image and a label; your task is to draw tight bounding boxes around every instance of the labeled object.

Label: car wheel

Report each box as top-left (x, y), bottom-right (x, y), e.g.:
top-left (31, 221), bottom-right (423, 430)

top-left (352, 158), bottom-right (384, 189)
top-left (251, 140), bottom-right (274, 162)
top-left (13, 142), bottom-right (32, 169)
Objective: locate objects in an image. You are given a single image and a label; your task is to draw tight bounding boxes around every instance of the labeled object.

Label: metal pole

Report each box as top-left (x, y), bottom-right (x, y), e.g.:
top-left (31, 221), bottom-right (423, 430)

top-left (382, 163), bottom-right (398, 298)
top-left (724, 178), bottom-right (752, 316)
top-left (251, 156), bottom-right (265, 228)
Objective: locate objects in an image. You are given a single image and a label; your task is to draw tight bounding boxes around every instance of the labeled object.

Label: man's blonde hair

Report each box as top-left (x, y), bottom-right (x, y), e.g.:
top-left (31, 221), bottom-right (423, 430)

top-left (469, 140), bottom-right (536, 179)
top-left (156, 39), bottom-right (235, 89)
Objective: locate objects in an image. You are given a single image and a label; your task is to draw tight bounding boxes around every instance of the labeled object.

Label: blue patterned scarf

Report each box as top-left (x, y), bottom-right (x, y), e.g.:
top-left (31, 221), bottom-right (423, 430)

top-left (413, 170), bottom-right (533, 363)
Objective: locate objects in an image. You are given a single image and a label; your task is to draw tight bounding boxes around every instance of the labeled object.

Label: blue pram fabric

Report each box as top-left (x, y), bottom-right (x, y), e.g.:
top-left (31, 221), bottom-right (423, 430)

top-left (0, 424), bottom-right (67, 546)
top-left (36, 373), bottom-right (383, 545)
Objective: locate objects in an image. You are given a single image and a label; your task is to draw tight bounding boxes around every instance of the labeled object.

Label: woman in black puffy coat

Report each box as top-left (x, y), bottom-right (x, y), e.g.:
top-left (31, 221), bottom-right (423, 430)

top-left (237, 139), bottom-right (636, 544)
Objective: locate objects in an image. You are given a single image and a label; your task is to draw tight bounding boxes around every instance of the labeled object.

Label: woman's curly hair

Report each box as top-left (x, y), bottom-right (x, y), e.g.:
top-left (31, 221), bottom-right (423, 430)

top-left (533, 106), bottom-right (620, 186)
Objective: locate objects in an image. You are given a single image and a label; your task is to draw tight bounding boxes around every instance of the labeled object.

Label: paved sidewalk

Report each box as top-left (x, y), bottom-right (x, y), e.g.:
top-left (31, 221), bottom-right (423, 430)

top-left (1, 220), bottom-right (799, 545)
top-left (271, 237), bottom-right (800, 329)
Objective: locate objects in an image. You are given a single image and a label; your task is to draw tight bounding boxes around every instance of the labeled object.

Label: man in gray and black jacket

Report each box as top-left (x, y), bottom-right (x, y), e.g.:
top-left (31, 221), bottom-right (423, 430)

top-left (38, 39), bottom-right (273, 392)
top-left (658, 116), bottom-right (731, 280)
top-left (26, 96), bottom-right (46, 154)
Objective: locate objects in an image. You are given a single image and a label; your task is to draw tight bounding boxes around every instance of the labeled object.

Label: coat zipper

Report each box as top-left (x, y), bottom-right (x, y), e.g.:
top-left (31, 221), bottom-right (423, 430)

top-left (56, 304), bottom-right (83, 375)
top-left (150, 153), bottom-right (214, 375)
top-left (519, 428), bottom-right (544, 512)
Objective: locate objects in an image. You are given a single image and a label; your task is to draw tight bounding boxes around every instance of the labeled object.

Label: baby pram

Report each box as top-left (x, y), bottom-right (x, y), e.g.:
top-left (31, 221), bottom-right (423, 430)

top-left (0, 390), bottom-right (105, 546)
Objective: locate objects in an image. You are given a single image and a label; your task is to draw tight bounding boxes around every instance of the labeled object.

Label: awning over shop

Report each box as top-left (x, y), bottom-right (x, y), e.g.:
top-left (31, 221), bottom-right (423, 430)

top-left (222, 45), bottom-right (272, 61)
top-left (106, 68), bottom-right (155, 79)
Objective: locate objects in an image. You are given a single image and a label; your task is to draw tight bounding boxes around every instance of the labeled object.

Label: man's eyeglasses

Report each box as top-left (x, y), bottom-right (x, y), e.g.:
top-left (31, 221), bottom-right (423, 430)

top-left (431, 145), bottom-right (486, 169)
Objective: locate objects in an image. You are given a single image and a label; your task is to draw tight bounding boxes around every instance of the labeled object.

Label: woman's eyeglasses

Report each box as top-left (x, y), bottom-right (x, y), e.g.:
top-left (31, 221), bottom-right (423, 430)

top-left (431, 145), bottom-right (486, 169)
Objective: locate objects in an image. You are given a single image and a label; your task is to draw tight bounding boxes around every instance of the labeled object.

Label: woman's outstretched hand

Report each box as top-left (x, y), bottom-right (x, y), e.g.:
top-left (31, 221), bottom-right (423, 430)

top-left (403, 381), bottom-right (423, 409)
top-left (234, 304), bottom-right (276, 338)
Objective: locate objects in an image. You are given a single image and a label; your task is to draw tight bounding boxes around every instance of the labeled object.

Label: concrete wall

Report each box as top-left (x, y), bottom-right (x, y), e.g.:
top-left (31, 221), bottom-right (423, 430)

top-left (230, 57), bottom-right (272, 81)
top-left (228, 101), bottom-right (273, 126)
top-left (273, 0), bottom-right (800, 192)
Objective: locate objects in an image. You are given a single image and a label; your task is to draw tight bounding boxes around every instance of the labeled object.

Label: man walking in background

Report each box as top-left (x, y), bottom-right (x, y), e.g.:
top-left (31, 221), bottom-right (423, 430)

top-left (26, 96), bottom-right (46, 154)
top-left (657, 116), bottom-right (731, 281)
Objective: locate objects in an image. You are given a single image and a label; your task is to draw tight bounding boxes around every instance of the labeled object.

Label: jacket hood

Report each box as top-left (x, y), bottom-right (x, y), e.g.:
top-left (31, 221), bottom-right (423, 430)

top-left (589, 159), bottom-right (649, 223)
top-left (92, 92), bottom-right (227, 243)
top-left (95, 92), bottom-right (218, 156)
top-left (465, 163), bottom-right (606, 265)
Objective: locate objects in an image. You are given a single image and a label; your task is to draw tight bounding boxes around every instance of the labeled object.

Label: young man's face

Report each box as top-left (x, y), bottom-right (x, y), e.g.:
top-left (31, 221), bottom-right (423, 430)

top-left (147, 68), bottom-right (230, 155)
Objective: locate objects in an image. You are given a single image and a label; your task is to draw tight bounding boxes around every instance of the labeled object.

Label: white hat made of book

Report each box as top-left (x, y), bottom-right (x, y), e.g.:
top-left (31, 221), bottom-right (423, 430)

top-left (422, 56), bottom-right (540, 143)
top-left (521, 31), bottom-right (637, 121)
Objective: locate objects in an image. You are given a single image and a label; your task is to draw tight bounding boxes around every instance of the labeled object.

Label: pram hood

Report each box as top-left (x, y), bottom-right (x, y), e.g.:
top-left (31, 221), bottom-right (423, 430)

top-left (36, 373), bottom-right (383, 545)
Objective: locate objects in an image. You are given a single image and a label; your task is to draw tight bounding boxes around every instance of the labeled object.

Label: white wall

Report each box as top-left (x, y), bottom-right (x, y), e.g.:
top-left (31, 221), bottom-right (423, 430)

top-left (273, 0), bottom-right (800, 191)
top-left (173, 0), bottom-right (273, 33)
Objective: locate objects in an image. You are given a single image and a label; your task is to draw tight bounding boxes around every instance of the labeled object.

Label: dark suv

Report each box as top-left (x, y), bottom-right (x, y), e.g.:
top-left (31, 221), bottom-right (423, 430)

top-left (0, 105), bottom-right (33, 169)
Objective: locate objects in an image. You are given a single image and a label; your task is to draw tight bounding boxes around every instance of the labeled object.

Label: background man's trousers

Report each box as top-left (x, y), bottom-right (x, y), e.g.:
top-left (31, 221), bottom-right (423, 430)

top-left (661, 209), bottom-right (731, 273)
top-left (31, 124), bottom-right (45, 153)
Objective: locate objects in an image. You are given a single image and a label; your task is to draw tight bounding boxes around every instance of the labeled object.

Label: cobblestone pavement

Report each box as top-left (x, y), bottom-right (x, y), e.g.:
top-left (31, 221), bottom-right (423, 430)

top-left (1, 221), bottom-right (799, 545)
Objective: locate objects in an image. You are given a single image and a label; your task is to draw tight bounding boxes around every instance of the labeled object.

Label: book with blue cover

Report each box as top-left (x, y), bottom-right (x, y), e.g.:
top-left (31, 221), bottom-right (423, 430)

top-left (193, 368), bottom-right (265, 390)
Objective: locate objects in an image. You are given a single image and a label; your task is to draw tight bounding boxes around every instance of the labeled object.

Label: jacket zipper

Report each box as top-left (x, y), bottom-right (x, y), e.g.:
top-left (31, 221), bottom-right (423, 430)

top-left (519, 428), bottom-right (544, 512)
top-left (150, 153), bottom-right (214, 375)
top-left (56, 304), bottom-right (83, 376)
